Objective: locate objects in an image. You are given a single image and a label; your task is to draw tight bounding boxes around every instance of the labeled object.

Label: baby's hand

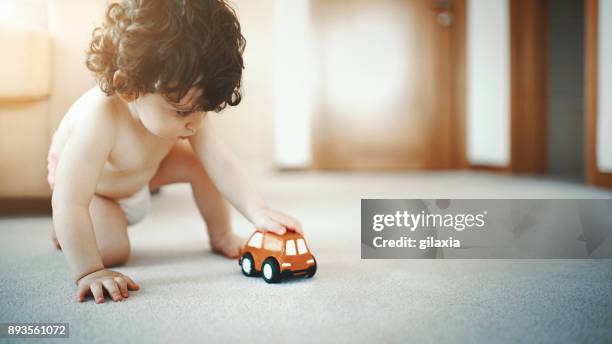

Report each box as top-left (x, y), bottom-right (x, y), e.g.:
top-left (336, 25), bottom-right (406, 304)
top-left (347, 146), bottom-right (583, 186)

top-left (250, 207), bottom-right (302, 235)
top-left (76, 269), bottom-right (140, 304)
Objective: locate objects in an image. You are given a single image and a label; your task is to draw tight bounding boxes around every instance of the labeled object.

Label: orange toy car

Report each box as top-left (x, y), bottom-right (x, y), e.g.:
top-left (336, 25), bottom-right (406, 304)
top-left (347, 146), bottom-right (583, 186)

top-left (238, 230), bottom-right (317, 283)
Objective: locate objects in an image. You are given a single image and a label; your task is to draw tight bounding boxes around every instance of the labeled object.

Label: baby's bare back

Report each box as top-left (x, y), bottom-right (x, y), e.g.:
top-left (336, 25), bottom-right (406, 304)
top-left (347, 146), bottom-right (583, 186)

top-left (50, 88), bottom-right (174, 200)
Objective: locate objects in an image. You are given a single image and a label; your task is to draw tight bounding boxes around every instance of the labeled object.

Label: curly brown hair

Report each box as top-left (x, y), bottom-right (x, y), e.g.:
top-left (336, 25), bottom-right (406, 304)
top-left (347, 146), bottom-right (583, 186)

top-left (86, 0), bottom-right (246, 113)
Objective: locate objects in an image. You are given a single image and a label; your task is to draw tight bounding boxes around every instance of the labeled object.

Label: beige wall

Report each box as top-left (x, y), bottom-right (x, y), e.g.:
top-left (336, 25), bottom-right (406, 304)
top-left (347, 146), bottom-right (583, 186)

top-left (467, 0), bottom-right (510, 167)
top-left (47, 0), bottom-right (108, 136)
top-left (211, 0), bottom-right (276, 174)
top-left (0, 102), bottom-right (50, 197)
top-left (598, 0), bottom-right (612, 172)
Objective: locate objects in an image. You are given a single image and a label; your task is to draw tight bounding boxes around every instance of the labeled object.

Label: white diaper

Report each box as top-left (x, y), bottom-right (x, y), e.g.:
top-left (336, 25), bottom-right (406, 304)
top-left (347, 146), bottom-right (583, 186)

top-left (117, 186), bottom-right (151, 225)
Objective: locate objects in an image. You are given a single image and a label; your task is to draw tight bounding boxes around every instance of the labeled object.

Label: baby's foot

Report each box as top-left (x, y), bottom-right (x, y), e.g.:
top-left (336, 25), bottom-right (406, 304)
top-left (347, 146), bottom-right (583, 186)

top-left (210, 231), bottom-right (244, 259)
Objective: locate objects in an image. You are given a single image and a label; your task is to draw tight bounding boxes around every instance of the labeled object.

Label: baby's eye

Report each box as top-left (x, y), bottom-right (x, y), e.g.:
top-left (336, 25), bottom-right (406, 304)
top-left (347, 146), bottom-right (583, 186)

top-left (176, 110), bottom-right (194, 117)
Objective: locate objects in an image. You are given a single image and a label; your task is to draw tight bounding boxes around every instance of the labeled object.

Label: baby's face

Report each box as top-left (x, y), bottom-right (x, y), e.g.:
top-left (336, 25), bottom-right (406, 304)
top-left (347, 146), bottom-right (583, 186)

top-left (128, 87), bottom-right (206, 140)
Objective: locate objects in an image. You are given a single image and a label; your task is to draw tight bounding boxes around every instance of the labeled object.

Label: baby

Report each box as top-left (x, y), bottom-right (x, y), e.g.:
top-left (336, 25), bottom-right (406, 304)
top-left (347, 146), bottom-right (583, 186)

top-left (49, 0), bottom-right (301, 304)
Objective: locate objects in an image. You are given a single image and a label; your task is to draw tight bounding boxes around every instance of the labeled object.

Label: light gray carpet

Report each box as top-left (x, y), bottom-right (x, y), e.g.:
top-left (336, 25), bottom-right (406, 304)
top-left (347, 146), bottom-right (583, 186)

top-left (1, 172), bottom-right (612, 343)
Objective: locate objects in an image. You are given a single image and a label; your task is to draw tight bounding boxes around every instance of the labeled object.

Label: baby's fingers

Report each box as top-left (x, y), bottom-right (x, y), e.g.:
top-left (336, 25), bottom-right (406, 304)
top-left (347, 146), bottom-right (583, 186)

top-left (102, 279), bottom-right (123, 302)
top-left (263, 219), bottom-right (286, 235)
top-left (76, 284), bottom-right (90, 302)
top-left (123, 275), bottom-right (140, 291)
top-left (270, 211), bottom-right (302, 234)
top-left (90, 282), bottom-right (105, 304)
top-left (114, 277), bottom-right (129, 298)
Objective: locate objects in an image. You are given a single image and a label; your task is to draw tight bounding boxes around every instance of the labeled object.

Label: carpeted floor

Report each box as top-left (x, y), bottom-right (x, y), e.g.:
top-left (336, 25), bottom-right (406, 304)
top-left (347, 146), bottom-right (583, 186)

top-left (1, 172), bottom-right (612, 343)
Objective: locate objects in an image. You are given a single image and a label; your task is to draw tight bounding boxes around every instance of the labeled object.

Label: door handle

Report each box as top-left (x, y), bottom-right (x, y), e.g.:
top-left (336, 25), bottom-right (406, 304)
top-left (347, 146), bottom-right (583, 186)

top-left (437, 11), bottom-right (453, 27)
top-left (432, 0), bottom-right (453, 27)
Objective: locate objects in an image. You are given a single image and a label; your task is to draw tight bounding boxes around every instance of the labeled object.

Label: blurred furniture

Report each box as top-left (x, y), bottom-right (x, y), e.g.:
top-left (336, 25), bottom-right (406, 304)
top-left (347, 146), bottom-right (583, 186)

top-left (0, 0), bottom-right (107, 208)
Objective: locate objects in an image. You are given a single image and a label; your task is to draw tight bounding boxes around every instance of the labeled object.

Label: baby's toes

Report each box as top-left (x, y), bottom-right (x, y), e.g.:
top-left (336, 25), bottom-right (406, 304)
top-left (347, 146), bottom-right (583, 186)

top-left (211, 232), bottom-right (243, 259)
top-left (224, 245), bottom-right (240, 259)
top-left (214, 242), bottom-right (239, 259)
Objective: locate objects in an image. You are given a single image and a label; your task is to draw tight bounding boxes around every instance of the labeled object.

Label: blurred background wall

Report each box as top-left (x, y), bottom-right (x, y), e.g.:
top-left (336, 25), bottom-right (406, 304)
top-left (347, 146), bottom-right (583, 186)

top-left (215, 0), bottom-right (276, 173)
top-left (598, 0), bottom-right (612, 172)
top-left (466, 0), bottom-right (510, 167)
top-left (1, 0), bottom-right (611, 201)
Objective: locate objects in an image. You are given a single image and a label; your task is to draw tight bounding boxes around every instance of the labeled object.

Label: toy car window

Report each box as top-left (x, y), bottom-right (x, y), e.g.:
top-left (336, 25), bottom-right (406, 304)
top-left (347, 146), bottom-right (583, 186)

top-left (285, 240), bottom-right (296, 255)
top-left (297, 239), bottom-right (308, 254)
top-left (263, 235), bottom-right (282, 251)
top-left (248, 232), bottom-right (263, 248)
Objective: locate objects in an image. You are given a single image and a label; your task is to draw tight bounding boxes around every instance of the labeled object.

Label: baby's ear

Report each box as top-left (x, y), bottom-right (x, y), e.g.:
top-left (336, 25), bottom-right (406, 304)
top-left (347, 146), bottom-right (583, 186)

top-left (112, 70), bottom-right (138, 102)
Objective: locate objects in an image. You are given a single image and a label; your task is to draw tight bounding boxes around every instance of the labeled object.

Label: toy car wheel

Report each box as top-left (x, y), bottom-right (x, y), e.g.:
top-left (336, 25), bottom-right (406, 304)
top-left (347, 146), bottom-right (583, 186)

top-left (241, 253), bottom-right (257, 277)
top-left (261, 258), bottom-right (281, 283)
top-left (306, 257), bottom-right (317, 278)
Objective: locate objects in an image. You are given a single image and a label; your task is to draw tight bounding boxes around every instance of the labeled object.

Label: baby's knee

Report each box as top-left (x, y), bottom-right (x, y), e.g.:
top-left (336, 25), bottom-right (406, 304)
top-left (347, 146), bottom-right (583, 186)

top-left (101, 242), bottom-right (131, 267)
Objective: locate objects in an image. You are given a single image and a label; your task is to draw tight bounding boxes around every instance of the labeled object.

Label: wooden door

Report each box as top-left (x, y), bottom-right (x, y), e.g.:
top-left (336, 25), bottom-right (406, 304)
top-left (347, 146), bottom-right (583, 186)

top-left (311, 0), bottom-right (462, 170)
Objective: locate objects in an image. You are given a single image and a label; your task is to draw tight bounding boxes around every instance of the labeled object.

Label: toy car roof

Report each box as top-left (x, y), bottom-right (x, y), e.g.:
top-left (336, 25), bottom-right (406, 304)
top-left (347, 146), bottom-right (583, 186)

top-left (254, 229), bottom-right (305, 241)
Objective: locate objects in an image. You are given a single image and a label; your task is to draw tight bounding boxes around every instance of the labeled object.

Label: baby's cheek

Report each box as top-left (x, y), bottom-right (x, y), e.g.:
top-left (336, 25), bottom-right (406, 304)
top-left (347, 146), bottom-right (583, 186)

top-left (141, 118), bottom-right (164, 137)
top-left (156, 124), bottom-right (181, 139)
top-left (140, 114), bottom-right (177, 138)
top-left (166, 121), bottom-right (185, 136)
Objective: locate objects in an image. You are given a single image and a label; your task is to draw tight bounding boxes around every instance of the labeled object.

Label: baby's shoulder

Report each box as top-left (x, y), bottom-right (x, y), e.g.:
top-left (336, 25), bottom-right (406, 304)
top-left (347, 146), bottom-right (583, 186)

top-left (51, 88), bottom-right (121, 154)
top-left (62, 88), bottom-right (121, 131)
top-left (72, 87), bottom-right (119, 119)
top-left (54, 88), bottom-right (122, 145)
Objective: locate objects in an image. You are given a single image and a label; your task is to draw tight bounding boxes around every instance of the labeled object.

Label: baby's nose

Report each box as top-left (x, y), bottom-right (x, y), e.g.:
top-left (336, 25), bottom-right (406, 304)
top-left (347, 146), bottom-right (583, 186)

top-left (185, 124), bottom-right (197, 135)
top-left (186, 117), bottom-right (203, 133)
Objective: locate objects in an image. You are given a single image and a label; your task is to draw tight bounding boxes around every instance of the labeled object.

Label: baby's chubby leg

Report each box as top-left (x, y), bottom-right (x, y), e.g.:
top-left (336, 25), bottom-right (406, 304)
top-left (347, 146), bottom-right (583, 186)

top-left (52, 195), bottom-right (130, 267)
top-left (149, 141), bottom-right (243, 258)
top-left (89, 195), bottom-right (131, 267)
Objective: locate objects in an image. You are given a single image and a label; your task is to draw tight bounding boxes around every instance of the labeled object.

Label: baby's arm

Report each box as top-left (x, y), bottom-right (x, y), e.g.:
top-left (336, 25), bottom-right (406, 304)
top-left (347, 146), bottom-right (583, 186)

top-left (52, 103), bottom-right (138, 303)
top-left (189, 116), bottom-right (302, 234)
